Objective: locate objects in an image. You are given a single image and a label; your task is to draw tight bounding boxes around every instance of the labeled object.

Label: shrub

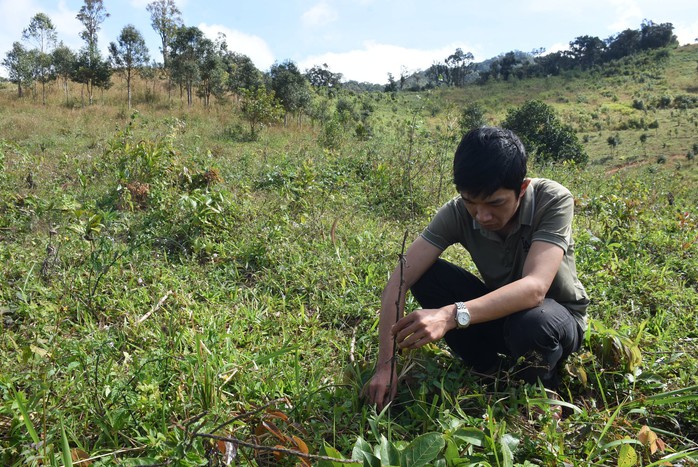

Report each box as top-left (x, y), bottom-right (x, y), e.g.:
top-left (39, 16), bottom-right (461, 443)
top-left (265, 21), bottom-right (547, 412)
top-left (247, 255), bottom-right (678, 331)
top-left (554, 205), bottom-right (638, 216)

top-left (503, 100), bottom-right (588, 165)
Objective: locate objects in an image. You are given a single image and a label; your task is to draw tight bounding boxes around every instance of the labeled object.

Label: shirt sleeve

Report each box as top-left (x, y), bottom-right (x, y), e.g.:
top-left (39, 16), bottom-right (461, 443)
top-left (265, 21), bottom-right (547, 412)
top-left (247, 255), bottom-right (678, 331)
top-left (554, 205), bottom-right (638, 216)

top-left (420, 198), bottom-right (461, 251)
top-left (531, 185), bottom-right (573, 251)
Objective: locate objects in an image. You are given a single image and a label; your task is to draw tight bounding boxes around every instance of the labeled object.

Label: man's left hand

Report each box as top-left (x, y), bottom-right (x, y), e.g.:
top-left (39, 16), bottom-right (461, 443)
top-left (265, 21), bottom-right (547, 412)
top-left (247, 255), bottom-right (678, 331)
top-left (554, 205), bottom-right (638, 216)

top-left (392, 306), bottom-right (455, 350)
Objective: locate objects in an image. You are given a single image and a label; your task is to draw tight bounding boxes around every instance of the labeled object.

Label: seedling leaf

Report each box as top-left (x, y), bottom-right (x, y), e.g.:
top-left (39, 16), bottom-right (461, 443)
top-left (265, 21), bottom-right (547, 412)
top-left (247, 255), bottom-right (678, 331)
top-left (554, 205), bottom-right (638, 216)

top-left (400, 432), bottom-right (445, 467)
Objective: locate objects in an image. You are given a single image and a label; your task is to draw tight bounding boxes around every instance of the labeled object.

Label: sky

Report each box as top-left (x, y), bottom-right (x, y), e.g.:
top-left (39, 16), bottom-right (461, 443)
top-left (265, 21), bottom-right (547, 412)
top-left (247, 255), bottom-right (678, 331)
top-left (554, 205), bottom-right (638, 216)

top-left (1, 0), bottom-right (697, 84)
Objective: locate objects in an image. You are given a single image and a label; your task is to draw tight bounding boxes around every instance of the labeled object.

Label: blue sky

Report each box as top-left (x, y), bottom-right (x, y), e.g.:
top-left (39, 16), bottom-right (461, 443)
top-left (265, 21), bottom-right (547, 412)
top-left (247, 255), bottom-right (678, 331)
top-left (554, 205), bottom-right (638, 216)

top-left (1, 0), bottom-right (697, 84)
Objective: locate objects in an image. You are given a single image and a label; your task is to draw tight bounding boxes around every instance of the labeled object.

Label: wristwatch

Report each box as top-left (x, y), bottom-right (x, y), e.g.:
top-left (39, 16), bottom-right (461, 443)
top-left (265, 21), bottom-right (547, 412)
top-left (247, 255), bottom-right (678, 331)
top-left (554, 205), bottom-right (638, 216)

top-left (455, 302), bottom-right (471, 329)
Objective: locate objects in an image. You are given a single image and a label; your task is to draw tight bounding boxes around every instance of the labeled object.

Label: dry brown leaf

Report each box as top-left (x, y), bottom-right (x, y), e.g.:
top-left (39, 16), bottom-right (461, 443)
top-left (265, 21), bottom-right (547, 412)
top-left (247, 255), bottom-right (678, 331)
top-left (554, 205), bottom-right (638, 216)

top-left (262, 420), bottom-right (287, 443)
top-left (71, 448), bottom-right (91, 465)
top-left (291, 435), bottom-right (309, 454)
top-left (265, 410), bottom-right (289, 422)
top-left (638, 425), bottom-right (665, 454)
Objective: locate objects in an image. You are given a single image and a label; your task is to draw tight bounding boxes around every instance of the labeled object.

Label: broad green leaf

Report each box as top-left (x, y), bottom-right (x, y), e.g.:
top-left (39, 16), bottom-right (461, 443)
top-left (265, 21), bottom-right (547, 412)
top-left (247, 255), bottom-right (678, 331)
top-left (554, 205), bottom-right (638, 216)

top-left (618, 442), bottom-right (638, 467)
top-left (379, 435), bottom-right (400, 466)
top-left (443, 439), bottom-right (460, 463)
top-left (400, 432), bottom-right (445, 467)
top-left (353, 437), bottom-right (381, 467)
top-left (500, 433), bottom-right (519, 467)
top-left (452, 427), bottom-right (486, 447)
top-left (318, 442), bottom-right (346, 467)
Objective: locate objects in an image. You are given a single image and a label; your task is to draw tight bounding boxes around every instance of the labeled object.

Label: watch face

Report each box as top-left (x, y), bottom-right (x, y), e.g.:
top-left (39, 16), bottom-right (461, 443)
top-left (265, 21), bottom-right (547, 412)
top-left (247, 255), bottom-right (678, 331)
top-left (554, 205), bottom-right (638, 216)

top-left (456, 303), bottom-right (470, 327)
top-left (457, 311), bottom-right (470, 327)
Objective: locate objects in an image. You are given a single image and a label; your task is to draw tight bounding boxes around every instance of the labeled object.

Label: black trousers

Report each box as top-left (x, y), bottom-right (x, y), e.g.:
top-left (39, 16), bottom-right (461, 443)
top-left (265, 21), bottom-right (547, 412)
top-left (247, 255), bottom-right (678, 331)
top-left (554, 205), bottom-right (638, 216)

top-left (410, 259), bottom-right (583, 389)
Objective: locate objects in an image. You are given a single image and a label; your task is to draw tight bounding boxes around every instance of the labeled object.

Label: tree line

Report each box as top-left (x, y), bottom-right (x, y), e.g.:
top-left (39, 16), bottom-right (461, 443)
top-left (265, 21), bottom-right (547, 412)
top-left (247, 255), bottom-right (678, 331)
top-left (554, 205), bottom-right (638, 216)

top-left (401, 20), bottom-right (680, 90)
top-left (1, 0), bottom-right (346, 115)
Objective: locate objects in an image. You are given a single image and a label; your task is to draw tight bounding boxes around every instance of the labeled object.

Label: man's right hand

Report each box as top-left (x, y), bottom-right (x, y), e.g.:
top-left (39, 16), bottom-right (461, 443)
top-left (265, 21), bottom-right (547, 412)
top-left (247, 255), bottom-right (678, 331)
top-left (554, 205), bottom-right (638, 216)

top-left (362, 365), bottom-right (397, 411)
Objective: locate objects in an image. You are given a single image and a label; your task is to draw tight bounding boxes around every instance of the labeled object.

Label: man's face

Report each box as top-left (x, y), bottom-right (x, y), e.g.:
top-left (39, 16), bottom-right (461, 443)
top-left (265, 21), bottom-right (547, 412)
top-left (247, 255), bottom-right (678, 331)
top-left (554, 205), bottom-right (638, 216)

top-left (460, 180), bottom-right (530, 233)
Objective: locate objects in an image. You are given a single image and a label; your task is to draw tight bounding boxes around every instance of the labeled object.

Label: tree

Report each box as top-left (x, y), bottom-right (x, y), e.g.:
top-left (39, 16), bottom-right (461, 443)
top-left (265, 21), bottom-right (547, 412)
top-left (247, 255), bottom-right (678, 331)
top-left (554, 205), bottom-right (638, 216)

top-left (239, 87), bottom-right (284, 139)
top-left (445, 48), bottom-right (474, 86)
top-left (23, 13), bottom-right (57, 105)
top-left (605, 29), bottom-right (641, 61)
top-left (639, 20), bottom-right (677, 50)
top-left (146, 0), bottom-right (183, 69)
top-left (75, 0), bottom-right (111, 105)
top-left (305, 63), bottom-right (342, 95)
top-left (109, 25), bottom-right (150, 108)
top-left (197, 34), bottom-right (228, 106)
top-left (569, 35), bottom-right (605, 70)
top-left (503, 100), bottom-right (588, 165)
top-left (384, 72), bottom-right (398, 92)
top-left (169, 26), bottom-right (208, 106)
top-left (77, 0), bottom-right (109, 54)
top-left (607, 134), bottom-right (621, 156)
top-left (269, 60), bottom-right (311, 125)
top-left (2, 42), bottom-right (35, 97)
top-left (532, 51), bottom-right (574, 77)
top-left (499, 52), bottom-right (519, 80)
top-left (52, 42), bottom-right (76, 105)
top-left (225, 52), bottom-right (263, 96)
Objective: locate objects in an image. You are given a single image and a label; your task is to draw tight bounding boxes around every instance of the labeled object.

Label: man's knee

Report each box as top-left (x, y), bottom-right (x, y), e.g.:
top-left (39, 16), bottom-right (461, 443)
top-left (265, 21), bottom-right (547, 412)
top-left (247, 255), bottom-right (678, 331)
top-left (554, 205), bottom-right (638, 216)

top-left (503, 300), bottom-right (577, 358)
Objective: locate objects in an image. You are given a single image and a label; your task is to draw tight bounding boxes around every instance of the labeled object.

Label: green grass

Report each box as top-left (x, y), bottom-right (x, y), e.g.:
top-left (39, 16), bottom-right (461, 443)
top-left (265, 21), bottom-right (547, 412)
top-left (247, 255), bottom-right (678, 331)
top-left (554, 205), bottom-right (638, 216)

top-left (0, 46), bottom-right (697, 466)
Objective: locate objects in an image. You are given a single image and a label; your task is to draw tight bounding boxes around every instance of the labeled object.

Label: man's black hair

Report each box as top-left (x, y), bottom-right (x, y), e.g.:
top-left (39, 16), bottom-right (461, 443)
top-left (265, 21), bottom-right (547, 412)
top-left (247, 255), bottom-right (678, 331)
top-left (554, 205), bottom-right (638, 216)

top-left (453, 127), bottom-right (528, 197)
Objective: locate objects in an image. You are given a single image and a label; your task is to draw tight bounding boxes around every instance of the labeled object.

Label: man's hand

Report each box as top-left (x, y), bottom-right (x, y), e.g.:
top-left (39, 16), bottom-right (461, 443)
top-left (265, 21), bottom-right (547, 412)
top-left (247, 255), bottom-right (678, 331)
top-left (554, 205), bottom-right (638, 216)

top-left (392, 306), bottom-right (455, 350)
top-left (362, 365), bottom-right (397, 411)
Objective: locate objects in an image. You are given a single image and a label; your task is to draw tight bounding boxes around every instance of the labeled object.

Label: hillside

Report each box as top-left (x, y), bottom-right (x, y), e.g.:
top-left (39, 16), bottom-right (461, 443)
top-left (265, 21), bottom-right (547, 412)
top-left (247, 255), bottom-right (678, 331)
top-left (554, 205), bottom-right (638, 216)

top-left (0, 44), bottom-right (697, 466)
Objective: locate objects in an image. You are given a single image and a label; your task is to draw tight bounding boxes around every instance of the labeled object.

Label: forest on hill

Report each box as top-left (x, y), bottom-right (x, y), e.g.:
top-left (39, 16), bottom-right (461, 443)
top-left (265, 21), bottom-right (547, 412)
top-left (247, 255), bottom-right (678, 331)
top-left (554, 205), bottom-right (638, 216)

top-left (1, 1), bottom-right (697, 466)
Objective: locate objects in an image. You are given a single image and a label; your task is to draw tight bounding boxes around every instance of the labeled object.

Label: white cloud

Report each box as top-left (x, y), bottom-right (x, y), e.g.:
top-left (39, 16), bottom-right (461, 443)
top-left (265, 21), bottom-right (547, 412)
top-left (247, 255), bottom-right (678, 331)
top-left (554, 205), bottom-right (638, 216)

top-left (607, 0), bottom-right (643, 32)
top-left (541, 42), bottom-right (569, 55)
top-left (198, 23), bottom-right (275, 71)
top-left (301, 2), bottom-right (338, 27)
top-left (0, 0), bottom-right (85, 77)
top-left (0, 0), bottom-right (41, 51)
top-left (299, 41), bottom-right (476, 84)
top-left (674, 21), bottom-right (698, 45)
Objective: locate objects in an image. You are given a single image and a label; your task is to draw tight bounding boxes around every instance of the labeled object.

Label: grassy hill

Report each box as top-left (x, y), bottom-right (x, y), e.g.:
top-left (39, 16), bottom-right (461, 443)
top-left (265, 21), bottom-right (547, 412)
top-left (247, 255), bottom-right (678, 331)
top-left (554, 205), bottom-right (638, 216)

top-left (0, 45), bottom-right (696, 466)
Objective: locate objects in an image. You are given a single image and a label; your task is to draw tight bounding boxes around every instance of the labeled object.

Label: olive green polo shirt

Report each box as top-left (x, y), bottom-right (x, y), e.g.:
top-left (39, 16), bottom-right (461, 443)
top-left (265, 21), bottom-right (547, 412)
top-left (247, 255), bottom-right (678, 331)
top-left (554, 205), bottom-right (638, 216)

top-left (420, 178), bottom-right (589, 330)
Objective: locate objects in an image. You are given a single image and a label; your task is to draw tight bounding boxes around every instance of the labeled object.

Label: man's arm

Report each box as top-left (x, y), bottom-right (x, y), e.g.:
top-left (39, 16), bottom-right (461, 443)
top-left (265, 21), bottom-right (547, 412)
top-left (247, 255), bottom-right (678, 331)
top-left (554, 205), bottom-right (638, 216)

top-left (363, 236), bottom-right (442, 410)
top-left (393, 240), bottom-right (564, 349)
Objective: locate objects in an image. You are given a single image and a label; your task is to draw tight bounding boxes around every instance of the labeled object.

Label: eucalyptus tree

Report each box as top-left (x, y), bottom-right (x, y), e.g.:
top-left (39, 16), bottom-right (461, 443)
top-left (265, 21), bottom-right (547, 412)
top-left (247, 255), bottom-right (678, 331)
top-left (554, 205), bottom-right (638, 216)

top-left (23, 13), bottom-right (57, 104)
top-left (444, 48), bottom-right (474, 86)
top-left (170, 26), bottom-right (211, 106)
top-left (146, 0), bottom-right (183, 69)
top-left (197, 35), bottom-right (227, 106)
top-left (2, 42), bottom-right (36, 97)
top-left (52, 42), bottom-right (77, 104)
top-left (74, 0), bottom-right (111, 105)
top-left (109, 25), bottom-right (150, 108)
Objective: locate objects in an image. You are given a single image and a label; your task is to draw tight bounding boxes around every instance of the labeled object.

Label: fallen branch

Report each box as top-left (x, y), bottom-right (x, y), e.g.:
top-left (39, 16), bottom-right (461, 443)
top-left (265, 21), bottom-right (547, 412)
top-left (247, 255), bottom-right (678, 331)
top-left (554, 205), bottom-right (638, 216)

top-left (137, 290), bottom-right (173, 324)
top-left (194, 433), bottom-right (361, 464)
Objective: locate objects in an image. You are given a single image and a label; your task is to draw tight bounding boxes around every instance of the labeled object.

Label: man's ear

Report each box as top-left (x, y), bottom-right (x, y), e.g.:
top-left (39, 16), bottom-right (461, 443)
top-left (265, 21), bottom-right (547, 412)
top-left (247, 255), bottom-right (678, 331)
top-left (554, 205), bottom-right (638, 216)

top-left (519, 179), bottom-right (531, 198)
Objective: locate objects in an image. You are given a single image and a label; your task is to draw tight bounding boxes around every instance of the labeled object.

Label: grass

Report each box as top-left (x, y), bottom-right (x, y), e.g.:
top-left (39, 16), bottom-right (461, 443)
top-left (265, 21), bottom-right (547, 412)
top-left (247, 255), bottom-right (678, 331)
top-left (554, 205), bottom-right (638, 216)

top-left (0, 45), bottom-right (697, 466)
